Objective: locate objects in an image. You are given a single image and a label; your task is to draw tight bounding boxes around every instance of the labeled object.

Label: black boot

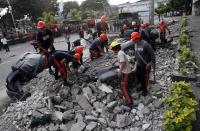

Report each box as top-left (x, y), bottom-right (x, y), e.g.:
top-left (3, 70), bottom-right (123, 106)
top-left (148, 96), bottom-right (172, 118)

top-left (63, 80), bottom-right (73, 86)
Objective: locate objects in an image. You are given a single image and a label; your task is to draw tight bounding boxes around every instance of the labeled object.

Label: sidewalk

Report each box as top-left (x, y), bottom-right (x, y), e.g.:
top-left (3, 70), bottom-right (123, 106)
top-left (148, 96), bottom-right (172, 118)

top-left (189, 16), bottom-right (200, 66)
top-left (189, 15), bottom-right (200, 131)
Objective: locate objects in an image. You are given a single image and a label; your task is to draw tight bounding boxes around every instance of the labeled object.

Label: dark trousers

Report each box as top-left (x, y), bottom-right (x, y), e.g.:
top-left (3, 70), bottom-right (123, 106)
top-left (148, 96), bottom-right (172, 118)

top-left (136, 65), bottom-right (151, 93)
top-left (4, 44), bottom-right (10, 52)
top-left (160, 32), bottom-right (167, 44)
top-left (67, 42), bottom-right (71, 51)
top-left (120, 73), bottom-right (133, 106)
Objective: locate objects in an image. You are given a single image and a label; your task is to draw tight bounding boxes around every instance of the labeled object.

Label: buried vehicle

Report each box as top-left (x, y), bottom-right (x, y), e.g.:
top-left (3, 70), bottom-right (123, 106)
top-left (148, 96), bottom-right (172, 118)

top-left (6, 52), bottom-right (46, 100)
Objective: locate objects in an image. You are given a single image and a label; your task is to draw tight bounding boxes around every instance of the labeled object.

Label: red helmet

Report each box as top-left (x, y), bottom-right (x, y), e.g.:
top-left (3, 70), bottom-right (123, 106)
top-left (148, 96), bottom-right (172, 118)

top-left (131, 32), bottom-right (140, 40)
top-left (74, 53), bottom-right (81, 61)
top-left (37, 21), bottom-right (46, 29)
top-left (75, 46), bottom-right (84, 55)
top-left (100, 33), bottom-right (108, 41)
top-left (144, 22), bottom-right (150, 27)
top-left (101, 15), bottom-right (107, 22)
top-left (123, 24), bottom-right (127, 29)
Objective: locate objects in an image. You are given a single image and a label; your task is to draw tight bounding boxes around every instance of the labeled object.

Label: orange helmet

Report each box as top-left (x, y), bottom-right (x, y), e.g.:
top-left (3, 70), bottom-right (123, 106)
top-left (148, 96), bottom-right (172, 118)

top-left (75, 46), bottom-right (84, 55)
top-left (74, 53), bottom-right (81, 61)
top-left (100, 33), bottom-right (108, 41)
top-left (123, 24), bottom-right (127, 29)
top-left (131, 32), bottom-right (140, 40)
top-left (37, 21), bottom-right (46, 29)
top-left (101, 15), bottom-right (107, 22)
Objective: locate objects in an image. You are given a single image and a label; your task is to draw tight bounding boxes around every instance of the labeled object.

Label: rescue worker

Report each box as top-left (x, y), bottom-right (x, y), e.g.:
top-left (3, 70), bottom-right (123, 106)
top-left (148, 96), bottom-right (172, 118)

top-left (131, 21), bottom-right (140, 32)
top-left (96, 15), bottom-right (109, 37)
top-left (110, 41), bottom-right (133, 107)
top-left (89, 33), bottom-right (108, 60)
top-left (36, 21), bottom-right (55, 70)
top-left (140, 23), bottom-right (150, 43)
top-left (131, 32), bottom-right (155, 96)
top-left (49, 46), bottom-right (84, 75)
top-left (49, 51), bottom-right (81, 86)
top-left (157, 20), bottom-right (171, 44)
top-left (121, 24), bottom-right (128, 37)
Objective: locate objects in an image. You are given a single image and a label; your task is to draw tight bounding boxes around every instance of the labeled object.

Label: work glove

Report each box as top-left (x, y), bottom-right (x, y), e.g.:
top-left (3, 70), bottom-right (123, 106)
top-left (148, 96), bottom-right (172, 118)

top-left (146, 63), bottom-right (151, 70)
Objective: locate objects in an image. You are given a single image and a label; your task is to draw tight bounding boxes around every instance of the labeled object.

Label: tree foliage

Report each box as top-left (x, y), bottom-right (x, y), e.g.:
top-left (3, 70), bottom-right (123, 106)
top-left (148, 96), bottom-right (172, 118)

top-left (109, 6), bottom-right (119, 20)
top-left (85, 10), bottom-right (99, 19)
top-left (63, 1), bottom-right (79, 18)
top-left (68, 9), bottom-right (81, 21)
top-left (167, 0), bottom-right (192, 14)
top-left (80, 0), bottom-right (109, 18)
top-left (0, 0), bottom-right (57, 21)
top-left (39, 11), bottom-right (58, 24)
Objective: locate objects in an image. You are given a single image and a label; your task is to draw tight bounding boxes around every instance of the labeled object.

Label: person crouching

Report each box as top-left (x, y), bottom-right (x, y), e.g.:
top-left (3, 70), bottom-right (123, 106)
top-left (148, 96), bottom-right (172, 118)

top-left (89, 33), bottom-right (108, 60)
top-left (50, 51), bottom-right (81, 86)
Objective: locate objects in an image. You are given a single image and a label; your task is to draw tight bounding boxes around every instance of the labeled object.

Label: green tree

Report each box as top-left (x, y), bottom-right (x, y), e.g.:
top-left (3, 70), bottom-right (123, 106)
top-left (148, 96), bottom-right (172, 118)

top-left (39, 11), bottom-right (58, 24)
top-left (68, 9), bottom-right (81, 21)
top-left (0, 0), bottom-right (58, 21)
top-left (85, 10), bottom-right (99, 19)
top-left (109, 6), bottom-right (119, 20)
top-left (168, 0), bottom-right (192, 15)
top-left (80, 0), bottom-right (109, 18)
top-left (155, 3), bottom-right (169, 21)
top-left (63, 1), bottom-right (79, 18)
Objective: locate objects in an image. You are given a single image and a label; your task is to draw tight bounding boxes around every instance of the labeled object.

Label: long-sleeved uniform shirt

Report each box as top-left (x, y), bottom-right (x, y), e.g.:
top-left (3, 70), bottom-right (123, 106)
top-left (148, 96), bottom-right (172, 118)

top-left (134, 40), bottom-right (155, 66)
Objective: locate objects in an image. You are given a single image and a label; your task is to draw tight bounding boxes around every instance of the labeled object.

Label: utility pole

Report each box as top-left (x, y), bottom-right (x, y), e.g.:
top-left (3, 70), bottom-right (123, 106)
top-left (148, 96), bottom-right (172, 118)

top-left (6, 0), bottom-right (18, 37)
top-left (59, 0), bottom-right (64, 23)
top-left (192, 0), bottom-right (197, 16)
top-left (149, 0), bottom-right (154, 25)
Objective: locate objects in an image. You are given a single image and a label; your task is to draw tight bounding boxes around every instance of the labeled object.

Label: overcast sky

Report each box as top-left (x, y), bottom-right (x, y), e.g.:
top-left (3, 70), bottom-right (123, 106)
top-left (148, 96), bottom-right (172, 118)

top-left (57, 0), bottom-right (140, 5)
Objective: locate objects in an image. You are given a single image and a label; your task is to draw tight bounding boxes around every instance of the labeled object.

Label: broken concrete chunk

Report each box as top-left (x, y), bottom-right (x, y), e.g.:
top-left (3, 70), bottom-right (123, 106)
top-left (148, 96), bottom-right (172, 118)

top-left (76, 95), bottom-right (93, 113)
top-left (69, 122), bottom-right (86, 131)
top-left (85, 115), bottom-right (98, 122)
top-left (107, 101), bottom-right (117, 110)
top-left (82, 87), bottom-right (93, 100)
top-left (137, 103), bottom-right (144, 111)
top-left (86, 122), bottom-right (97, 131)
top-left (63, 111), bottom-right (75, 121)
top-left (98, 84), bottom-right (113, 93)
top-left (142, 123), bottom-right (151, 130)
top-left (53, 111), bottom-right (63, 122)
top-left (116, 114), bottom-right (131, 128)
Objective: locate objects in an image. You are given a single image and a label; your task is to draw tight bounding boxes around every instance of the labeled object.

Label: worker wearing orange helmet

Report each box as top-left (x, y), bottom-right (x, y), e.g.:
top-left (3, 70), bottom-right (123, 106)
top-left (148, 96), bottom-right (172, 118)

top-left (140, 23), bottom-right (150, 43)
top-left (36, 21), bottom-right (56, 73)
top-left (96, 15), bottom-right (109, 37)
top-left (49, 50), bottom-right (81, 86)
top-left (157, 20), bottom-right (170, 44)
top-left (131, 32), bottom-right (155, 96)
top-left (89, 33), bottom-right (108, 60)
top-left (36, 21), bottom-right (55, 54)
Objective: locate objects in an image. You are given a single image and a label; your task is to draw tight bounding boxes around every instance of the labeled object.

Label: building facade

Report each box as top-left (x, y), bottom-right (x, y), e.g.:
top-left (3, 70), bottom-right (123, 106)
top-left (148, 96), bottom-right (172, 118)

top-left (118, 0), bottom-right (166, 22)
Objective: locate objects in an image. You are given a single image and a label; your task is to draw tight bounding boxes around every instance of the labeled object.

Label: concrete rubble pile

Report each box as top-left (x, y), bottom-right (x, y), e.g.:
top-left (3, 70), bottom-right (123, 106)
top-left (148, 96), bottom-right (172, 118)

top-left (0, 19), bottom-right (180, 131)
